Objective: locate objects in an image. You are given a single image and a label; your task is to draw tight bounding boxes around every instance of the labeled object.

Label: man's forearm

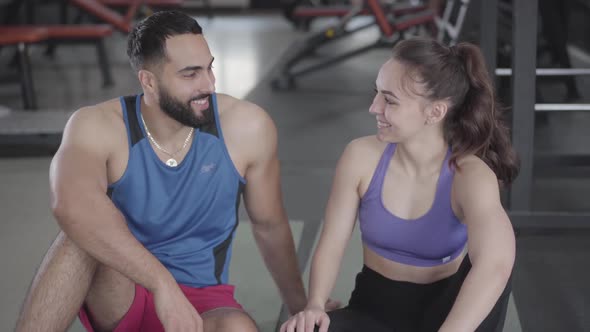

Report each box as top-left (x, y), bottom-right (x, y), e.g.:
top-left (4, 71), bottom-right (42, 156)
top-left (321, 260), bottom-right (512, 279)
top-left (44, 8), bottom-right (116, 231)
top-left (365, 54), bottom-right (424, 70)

top-left (252, 220), bottom-right (307, 314)
top-left (54, 195), bottom-right (177, 293)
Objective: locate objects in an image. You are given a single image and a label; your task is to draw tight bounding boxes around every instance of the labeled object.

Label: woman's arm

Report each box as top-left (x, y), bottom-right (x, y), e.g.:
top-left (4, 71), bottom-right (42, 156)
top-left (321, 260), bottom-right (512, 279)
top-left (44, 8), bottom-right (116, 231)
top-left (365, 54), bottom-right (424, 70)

top-left (439, 157), bottom-right (515, 332)
top-left (307, 140), bottom-right (366, 310)
top-left (281, 138), bottom-right (375, 332)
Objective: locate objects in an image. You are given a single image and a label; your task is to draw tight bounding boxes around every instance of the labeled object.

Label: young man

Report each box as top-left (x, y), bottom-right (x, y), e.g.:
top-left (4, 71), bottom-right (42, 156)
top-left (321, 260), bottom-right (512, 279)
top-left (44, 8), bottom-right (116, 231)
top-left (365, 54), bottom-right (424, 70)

top-left (16, 11), bottom-right (310, 332)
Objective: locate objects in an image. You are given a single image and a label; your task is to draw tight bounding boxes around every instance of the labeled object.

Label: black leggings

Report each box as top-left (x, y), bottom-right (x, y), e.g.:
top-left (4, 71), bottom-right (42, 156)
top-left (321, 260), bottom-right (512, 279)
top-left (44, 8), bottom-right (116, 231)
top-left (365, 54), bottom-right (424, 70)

top-left (323, 256), bottom-right (511, 332)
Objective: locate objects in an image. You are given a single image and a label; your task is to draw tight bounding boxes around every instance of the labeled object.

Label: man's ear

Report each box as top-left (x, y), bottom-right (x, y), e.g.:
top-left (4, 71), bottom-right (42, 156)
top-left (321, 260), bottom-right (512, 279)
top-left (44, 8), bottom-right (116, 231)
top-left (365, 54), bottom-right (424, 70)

top-left (138, 69), bottom-right (158, 94)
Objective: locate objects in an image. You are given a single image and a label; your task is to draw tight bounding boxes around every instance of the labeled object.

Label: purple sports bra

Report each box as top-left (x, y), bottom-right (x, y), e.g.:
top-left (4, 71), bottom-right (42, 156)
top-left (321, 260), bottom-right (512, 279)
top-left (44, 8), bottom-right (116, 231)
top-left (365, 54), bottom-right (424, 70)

top-left (359, 143), bottom-right (467, 267)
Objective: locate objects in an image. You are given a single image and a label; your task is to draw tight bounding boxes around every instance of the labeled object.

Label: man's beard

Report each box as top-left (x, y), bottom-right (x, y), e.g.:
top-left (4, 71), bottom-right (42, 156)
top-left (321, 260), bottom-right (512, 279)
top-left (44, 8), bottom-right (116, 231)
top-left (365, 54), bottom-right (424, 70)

top-left (158, 87), bottom-right (214, 128)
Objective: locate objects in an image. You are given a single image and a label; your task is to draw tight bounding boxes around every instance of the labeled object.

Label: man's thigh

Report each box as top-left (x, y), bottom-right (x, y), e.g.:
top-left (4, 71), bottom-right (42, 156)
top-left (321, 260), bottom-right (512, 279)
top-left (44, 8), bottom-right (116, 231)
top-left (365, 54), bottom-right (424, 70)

top-left (81, 265), bottom-right (136, 331)
top-left (82, 279), bottom-right (248, 332)
top-left (202, 307), bottom-right (259, 332)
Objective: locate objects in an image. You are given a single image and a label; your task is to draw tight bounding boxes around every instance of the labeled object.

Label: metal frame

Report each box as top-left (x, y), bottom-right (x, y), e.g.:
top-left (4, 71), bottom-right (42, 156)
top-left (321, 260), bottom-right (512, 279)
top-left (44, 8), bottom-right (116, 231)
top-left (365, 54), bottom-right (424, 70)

top-left (479, 0), bottom-right (497, 79)
top-left (496, 68), bottom-right (590, 76)
top-left (12, 37), bottom-right (114, 110)
top-left (503, 0), bottom-right (590, 229)
top-left (0, 43), bottom-right (38, 110)
top-left (509, 0), bottom-right (538, 212)
top-left (44, 37), bottom-right (114, 88)
top-left (435, 0), bottom-right (470, 45)
top-left (509, 211), bottom-right (590, 230)
top-left (16, 42), bottom-right (37, 110)
top-left (95, 38), bottom-right (114, 87)
top-left (535, 104), bottom-right (590, 111)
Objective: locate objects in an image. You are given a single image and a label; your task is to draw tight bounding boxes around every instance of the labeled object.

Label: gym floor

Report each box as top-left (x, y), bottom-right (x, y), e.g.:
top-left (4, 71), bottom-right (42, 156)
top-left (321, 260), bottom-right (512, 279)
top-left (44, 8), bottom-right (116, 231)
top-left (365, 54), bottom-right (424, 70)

top-left (1, 11), bottom-right (589, 332)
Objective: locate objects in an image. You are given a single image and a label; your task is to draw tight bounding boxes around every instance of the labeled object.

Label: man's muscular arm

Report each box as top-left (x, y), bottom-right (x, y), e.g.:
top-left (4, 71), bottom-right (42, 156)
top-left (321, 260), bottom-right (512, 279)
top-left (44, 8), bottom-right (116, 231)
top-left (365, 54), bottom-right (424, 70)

top-left (50, 106), bottom-right (202, 331)
top-left (225, 99), bottom-right (307, 314)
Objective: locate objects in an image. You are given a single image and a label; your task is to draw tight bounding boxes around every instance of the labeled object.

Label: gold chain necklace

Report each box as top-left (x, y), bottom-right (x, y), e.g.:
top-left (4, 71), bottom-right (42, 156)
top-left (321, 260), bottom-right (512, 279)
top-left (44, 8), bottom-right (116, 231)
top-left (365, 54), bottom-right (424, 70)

top-left (140, 113), bottom-right (194, 167)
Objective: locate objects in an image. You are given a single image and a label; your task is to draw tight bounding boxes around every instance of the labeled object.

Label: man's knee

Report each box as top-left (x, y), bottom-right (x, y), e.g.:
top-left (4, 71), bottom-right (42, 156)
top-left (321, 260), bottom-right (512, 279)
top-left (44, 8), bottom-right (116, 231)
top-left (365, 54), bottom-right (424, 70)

top-left (52, 231), bottom-right (98, 271)
top-left (204, 309), bottom-right (258, 332)
top-left (15, 232), bottom-right (99, 332)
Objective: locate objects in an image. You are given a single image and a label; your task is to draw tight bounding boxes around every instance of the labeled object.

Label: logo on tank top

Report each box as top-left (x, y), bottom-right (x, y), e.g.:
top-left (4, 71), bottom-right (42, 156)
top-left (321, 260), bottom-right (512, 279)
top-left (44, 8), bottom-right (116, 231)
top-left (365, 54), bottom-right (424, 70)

top-left (201, 163), bottom-right (217, 174)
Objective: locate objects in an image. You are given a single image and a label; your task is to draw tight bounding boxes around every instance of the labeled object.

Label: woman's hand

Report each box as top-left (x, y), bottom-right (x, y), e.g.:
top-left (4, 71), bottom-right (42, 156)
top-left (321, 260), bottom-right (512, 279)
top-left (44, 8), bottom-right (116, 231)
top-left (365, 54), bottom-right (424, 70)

top-left (280, 305), bottom-right (331, 332)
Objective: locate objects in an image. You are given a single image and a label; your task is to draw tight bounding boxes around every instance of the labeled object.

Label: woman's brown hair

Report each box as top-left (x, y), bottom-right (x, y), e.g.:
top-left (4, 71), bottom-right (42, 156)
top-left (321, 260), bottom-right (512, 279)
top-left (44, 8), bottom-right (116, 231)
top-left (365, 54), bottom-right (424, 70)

top-left (392, 38), bottom-right (519, 185)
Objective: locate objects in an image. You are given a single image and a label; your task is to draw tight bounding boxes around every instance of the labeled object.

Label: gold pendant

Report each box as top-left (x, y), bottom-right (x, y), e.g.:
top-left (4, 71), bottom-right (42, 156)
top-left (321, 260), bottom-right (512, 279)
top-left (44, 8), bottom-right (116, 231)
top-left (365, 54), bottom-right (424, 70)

top-left (166, 158), bottom-right (178, 167)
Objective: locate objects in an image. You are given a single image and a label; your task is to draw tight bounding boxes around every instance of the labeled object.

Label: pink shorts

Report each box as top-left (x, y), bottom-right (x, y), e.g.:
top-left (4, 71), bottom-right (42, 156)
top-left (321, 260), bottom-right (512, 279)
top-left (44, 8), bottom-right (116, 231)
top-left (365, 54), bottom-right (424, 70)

top-left (79, 283), bottom-right (243, 332)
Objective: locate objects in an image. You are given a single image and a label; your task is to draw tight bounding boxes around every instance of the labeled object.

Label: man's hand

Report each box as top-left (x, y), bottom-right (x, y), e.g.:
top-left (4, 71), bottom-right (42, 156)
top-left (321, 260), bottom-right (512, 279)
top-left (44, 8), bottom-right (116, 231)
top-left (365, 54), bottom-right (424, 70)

top-left (153, 283), bottom-right (203, 332)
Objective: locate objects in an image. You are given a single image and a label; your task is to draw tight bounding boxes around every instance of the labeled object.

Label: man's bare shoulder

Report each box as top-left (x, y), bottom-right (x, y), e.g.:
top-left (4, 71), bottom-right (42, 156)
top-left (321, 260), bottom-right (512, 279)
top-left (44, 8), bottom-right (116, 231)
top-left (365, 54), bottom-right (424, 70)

top-left (216, 93), bottom-right (268, 122)
top-left (215, 93), bottom-right (277, 169)
top-left (62, 98), bottom-right (125, 150)
top-left (216, 93), bottom-right (274, 137)
top-left (68, 98), bottom-right (120, 125)
top-left (215, 93), bottom-right (240, 113)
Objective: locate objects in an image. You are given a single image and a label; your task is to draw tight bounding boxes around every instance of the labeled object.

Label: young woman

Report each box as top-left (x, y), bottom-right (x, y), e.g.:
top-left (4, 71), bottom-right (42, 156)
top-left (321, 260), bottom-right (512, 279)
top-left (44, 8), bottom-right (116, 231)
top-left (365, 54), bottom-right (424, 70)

top-left (281, 38), bottom-right (519, 332)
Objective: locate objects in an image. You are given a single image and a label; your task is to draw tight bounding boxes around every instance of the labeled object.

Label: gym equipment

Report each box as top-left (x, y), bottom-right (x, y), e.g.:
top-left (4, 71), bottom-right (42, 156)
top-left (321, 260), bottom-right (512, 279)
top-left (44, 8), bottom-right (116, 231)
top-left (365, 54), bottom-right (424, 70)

top-left (0, 107), bottom-right (73, 154)
top-left (271, 0), bottom-right (470, 90)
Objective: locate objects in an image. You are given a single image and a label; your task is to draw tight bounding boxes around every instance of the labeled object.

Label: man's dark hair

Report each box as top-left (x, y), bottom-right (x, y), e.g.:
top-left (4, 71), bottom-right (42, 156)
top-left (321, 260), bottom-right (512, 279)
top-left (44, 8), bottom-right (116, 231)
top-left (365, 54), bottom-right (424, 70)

top-left (127, 11), bottom-right (203, 72)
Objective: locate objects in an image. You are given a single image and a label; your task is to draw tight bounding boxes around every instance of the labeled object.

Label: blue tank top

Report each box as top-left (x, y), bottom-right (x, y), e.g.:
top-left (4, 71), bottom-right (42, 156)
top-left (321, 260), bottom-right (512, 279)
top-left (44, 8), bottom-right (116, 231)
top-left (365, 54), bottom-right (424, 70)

top-left (359, 143), bottom-right (467, 267)
top-left (108, 93), bottom-right (245, 288)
